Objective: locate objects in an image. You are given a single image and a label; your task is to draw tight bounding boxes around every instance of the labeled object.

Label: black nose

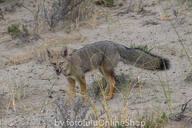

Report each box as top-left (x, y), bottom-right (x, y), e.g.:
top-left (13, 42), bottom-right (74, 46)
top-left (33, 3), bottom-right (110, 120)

top-left (56, 69), bottom-right (61, 75)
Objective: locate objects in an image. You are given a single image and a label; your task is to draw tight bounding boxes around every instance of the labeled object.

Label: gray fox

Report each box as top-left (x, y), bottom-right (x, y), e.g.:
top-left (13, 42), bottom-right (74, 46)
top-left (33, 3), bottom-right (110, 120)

top-left (47, 40), bottom-right (170, 105)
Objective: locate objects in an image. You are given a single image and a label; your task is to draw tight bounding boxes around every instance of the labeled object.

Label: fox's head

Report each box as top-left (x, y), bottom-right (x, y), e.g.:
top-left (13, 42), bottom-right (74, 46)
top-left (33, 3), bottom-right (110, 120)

top-left (47, 47), bottom-right (71, 76)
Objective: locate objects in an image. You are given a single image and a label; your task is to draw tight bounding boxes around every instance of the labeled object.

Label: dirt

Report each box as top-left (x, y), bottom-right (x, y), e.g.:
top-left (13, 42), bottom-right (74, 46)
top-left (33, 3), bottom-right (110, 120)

top-left (0, 0), bottom-right (192, 127)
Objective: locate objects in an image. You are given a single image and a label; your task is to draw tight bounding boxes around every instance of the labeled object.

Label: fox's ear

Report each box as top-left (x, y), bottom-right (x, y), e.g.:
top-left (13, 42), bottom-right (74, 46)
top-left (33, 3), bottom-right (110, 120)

top-left (61, 47), bottom-right (68, 57)
top-left (47, 49), bottom-right (53, 58)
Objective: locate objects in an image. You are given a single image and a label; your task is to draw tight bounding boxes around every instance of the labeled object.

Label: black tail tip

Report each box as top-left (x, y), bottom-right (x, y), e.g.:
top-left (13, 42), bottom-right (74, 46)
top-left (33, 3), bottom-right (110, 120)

top-left (159, 58), bottom-right (170, 70)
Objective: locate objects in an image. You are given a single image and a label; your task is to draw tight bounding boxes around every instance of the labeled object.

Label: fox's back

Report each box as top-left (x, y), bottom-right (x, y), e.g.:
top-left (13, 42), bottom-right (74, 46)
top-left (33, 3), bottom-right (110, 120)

top-left (75, 40), bottom-right (116, 53)
top-left (68, 41), bottom-right (121, 72)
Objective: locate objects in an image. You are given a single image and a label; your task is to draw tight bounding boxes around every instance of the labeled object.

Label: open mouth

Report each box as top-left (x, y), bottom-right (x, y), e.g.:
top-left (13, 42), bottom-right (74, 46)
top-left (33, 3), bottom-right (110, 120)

top-left (56, 69), bottom-right (61, 75)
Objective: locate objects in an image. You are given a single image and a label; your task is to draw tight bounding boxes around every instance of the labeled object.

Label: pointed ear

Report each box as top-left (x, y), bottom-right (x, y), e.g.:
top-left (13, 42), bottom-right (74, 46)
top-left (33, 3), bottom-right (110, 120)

top-left (47, 49), bottom-right (53, 58)
top-left (61, 47), bottom-right (68, 57)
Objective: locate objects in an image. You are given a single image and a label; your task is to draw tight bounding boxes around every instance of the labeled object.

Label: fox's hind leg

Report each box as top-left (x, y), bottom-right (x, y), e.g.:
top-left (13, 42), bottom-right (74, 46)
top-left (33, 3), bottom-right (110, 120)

top-left (99, 67), bottom-right (109, 94)
top-left (99, 67), bottom-right (116, 100)
top-left (67, 77), bottom-right (76, 105)
top-left (77, 75), bottom-right (87, 106)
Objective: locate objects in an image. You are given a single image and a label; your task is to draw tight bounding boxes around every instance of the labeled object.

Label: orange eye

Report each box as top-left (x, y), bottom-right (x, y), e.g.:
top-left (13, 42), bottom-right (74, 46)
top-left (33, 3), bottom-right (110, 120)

top-left (59, 62), bottom-right (64, 65)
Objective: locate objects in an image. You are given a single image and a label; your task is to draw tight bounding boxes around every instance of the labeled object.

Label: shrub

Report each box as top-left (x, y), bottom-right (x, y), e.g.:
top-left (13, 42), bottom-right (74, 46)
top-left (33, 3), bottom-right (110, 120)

top-left (138, 112), bottom-right (169, 128)
top-left (130, 44), bottom-right (153, 53)
top-left (0, 0), bottom-right (4, 3)
top-left (95, 0), bottom-right (114, 7)
top-left (39, 0), bottom-right (95, 31)
top-left (8, 24), bottom-right (21, 37)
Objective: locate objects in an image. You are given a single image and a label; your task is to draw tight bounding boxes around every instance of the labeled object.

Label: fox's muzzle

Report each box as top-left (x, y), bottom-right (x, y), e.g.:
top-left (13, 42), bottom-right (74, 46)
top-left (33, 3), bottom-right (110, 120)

top-left (56, 69), bottom-right (62, 75)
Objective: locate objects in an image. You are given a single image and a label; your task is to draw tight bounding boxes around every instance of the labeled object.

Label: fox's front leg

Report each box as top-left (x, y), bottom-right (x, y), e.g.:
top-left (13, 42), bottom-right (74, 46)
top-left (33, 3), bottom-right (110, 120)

top-left (77, 76), bottom-right (87, 106)
top-left (106, 75), bottom-right (115, 100)
top-left (66, 77), bottom-right (76, 105)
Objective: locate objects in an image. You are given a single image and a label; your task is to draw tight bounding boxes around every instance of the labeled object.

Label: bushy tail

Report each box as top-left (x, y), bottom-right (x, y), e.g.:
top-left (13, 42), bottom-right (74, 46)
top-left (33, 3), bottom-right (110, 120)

top-left (118, 46), bottom-right (170, 70)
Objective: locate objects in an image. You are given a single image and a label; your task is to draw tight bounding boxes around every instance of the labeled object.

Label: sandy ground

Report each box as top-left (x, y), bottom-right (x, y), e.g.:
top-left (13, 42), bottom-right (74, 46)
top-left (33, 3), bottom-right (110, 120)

top-left (0, 0), bottom-right (192, 127)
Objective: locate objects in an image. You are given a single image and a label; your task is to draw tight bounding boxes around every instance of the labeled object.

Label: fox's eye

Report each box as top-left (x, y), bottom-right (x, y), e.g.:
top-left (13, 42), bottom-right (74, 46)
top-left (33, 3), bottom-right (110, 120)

top-left (52, 63), bottom-right (56, 66)
top-left (59, 62), bottom-right (64, 65)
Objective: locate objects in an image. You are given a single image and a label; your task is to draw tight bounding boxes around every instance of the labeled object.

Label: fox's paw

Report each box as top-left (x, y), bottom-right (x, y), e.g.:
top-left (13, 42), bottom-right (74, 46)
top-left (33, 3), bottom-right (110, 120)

top-left (65, 100), bottom-right (71, 106)
top-left (82, 102), bottom-right (87, 107)
top-left (105, 95), bottom-right (113, 100)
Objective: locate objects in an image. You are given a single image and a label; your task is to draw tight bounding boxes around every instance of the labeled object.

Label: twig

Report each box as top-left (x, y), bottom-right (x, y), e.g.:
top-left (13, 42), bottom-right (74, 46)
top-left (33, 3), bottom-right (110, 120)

top-left (170, 98), bottom-right (192, 121)
top-left (181, 98), bottom-right (192, 113)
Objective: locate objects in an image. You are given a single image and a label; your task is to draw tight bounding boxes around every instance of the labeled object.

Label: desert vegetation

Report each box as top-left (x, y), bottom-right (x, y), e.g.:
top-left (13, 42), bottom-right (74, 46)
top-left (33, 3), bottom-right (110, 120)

top-left (0, 0), bottom-right (192, 127)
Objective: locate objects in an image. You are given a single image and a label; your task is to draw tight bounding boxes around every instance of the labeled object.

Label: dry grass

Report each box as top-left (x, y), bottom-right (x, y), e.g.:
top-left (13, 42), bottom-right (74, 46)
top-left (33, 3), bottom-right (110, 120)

top-left (2, 32), bottom-right (83, 67)
top-left (34, 0), bottom-right (97, 33)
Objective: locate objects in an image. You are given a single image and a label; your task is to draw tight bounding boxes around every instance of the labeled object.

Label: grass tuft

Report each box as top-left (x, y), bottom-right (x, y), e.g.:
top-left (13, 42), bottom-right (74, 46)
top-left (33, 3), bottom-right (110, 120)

top-left (130, 44), bottom-right (153, 53)
top-left (8, 24), bottom-right (21, 37)
top-left (138, 112), bottom-right (169, 128)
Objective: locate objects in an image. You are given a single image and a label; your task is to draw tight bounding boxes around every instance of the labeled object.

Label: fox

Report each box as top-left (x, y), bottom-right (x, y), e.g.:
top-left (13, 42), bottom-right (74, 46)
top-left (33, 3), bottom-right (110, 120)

top-left (47, 40), bottom-right (170, 105)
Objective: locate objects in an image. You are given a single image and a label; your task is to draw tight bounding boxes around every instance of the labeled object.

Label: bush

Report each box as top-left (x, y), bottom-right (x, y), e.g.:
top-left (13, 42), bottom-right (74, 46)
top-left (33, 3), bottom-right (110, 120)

top-left (138, 112), bottom-right (169, 128)
top-left (0, 0), bottom-right (4, 3)
top-left (103, 0), bottom-right (114, 6)
top-left (95, 0), bottom-right (114, 7)
top-left (130, 44), bottom-right (153, 53)
top-left (8, 24), bottom-right (21, 37)
top-left (40, 0), bottom-right (94, 31)
top-left (7, 23), bottom-right (40, 44)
